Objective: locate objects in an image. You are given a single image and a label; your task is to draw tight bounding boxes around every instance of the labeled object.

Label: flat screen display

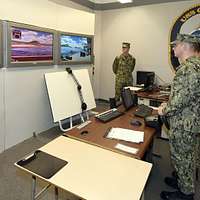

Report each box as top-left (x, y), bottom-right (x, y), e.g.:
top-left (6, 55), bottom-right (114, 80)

top-left (11, 27), bottom-right (53, 63)
top-left (60, 34), bottom-right (92, 63)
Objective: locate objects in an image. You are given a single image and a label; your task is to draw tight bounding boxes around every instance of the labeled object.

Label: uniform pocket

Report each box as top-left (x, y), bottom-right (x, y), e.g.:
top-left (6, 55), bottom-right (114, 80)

top-left (183, 117), bottom-right (200, 133)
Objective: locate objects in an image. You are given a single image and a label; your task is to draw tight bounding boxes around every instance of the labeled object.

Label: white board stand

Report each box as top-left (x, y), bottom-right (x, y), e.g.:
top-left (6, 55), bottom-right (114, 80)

top-left (80, 113), bottom-right (85, 123)
top-left (58, 111), bottom-right (90, 132)
top-left (58, 117), bottom-right (73, 132)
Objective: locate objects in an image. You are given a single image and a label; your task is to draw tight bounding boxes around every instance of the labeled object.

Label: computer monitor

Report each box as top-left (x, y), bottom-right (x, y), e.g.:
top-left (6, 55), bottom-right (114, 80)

top-left (58, 32), bottom-right (94, 65)
top-left (136, 71), bottom-right (155, 89)
top-left (121, 88), bottom-right (137, 110)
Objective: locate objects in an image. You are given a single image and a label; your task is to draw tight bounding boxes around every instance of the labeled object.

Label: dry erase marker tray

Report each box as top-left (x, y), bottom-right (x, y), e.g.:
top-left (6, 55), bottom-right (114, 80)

top-left (16, 150), bottom-right (68, 179)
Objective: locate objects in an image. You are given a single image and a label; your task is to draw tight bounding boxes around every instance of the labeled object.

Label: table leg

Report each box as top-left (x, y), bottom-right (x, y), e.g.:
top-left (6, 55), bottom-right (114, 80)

top-left (55, 187), bottom-right (58, 200)
top-left (31, 176), bottom-right (36, 200)
top-left (31, 175), bottom-right (52, 200)
top-left (140, 191), bottom-right (144, 200)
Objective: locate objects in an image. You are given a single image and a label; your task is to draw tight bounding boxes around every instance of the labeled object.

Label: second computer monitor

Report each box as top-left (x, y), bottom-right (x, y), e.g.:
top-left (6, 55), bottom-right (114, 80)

top-left (121, 88), bottom-right (137, 110)
top-left (136, 71), bottom-right (155, 89)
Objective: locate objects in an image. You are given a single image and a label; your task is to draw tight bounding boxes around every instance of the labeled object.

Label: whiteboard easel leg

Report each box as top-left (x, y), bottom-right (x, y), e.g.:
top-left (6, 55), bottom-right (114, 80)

top-left (70, 117), bottom-right (73, 129)
top-left (86, 111), bottom-right (89, 120)
top-left (58, 119), bottom-right (73, 132)
top-left (80, 114), bottom-right (85, 123)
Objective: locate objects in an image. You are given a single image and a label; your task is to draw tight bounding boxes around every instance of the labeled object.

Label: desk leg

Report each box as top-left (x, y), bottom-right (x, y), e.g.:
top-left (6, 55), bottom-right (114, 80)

top-left (55, 187), bottom-right (58, 200)
top-left (147, 136), bottom-right (162, 162)
top-left (31, 176), bottom-right (36, 200)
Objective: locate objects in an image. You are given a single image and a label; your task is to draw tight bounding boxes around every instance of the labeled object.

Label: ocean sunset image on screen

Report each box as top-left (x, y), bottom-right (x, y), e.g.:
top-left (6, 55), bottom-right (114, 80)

top-left (11, 27), bottom-right (53, 62)
top-left (60, 35), bottom-right (92, 63)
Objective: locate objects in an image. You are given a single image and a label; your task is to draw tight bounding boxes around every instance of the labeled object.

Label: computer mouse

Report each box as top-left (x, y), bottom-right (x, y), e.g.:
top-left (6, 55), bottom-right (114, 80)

top-left (130, 120), bottom-right (142, 126)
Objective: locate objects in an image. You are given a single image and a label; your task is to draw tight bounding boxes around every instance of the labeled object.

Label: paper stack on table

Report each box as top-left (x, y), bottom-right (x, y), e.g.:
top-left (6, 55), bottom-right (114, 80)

top-left (106, 128), bottom-right (144, 143)
top-left (115, 143), bottom-right (139, 154)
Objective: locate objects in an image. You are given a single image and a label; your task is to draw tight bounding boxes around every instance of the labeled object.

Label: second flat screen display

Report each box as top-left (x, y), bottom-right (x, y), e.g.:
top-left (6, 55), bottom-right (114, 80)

top-left (60, 34), bottom-right (92, 64)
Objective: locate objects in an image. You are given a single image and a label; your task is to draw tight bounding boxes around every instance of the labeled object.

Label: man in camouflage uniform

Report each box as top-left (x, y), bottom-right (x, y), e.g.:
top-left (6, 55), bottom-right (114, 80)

top-left (158, 34), bottom-right (200, 200)
top-left (112, 42), bottom-right (136, 100)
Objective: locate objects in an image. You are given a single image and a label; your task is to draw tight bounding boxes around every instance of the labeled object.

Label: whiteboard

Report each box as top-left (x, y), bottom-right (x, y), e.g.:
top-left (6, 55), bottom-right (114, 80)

top-left (45, 69), bottom-right (96, 122)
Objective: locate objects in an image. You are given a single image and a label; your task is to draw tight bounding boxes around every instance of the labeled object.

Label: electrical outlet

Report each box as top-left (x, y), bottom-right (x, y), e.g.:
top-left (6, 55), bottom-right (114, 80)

top-left (33, 132), bottom-right (37, 137)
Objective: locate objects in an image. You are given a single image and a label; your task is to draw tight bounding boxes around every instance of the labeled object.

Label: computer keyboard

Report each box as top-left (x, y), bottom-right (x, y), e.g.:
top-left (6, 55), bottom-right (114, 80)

top-left (133, 104), bottom-right (153, 118)
top-left (95, 108), bottom-right (124, 123)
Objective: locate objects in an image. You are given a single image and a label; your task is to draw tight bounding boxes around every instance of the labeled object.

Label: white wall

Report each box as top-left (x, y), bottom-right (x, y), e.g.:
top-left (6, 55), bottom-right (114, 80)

top-left (0, 0), bottom-right (95, 151)
top-left (93, 11), bottom-right (102, 99)
top-left (95, 0), bottom-right (199, 100)
top-left (0, 69), bottom-right (5, 152)
top-left (0, 0), bottom-right (94, 34)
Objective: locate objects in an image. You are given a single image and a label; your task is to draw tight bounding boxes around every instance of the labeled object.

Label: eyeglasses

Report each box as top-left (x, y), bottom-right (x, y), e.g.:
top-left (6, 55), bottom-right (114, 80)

top-left (171, 44), bottom-right (176, 48)
top-left (171, 42), bottom-right (181, 48)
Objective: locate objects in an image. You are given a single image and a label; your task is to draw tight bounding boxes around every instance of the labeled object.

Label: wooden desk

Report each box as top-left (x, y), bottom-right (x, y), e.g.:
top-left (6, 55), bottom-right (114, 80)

top-left (16, 136), bottom-right (152, 200)
top-left (136, 90), bottom-right (170, 139)
top-left (136, 89), bottom-right (169, 107)
top-left (65, 107), bottom-right (155, 160)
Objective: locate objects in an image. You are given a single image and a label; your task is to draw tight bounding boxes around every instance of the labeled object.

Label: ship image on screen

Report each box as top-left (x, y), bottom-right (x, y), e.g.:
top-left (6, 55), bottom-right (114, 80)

top-left (60, 35), bottom-right (92, 63)
top-left (11, 27), bottom-right (53, 62)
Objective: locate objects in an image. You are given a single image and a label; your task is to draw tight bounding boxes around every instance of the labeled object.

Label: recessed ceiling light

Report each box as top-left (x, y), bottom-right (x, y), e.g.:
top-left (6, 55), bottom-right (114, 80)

top-left (118, 0), bottom-right (133, 3)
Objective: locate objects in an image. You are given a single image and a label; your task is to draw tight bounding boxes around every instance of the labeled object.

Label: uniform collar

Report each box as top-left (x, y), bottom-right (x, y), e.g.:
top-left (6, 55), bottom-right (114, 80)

top-left (177, 56), bottom-right (199, 71)
top-left (185, 55), bottom-right (199, 62)
top-left (120, 53), bottom-right (130, 58)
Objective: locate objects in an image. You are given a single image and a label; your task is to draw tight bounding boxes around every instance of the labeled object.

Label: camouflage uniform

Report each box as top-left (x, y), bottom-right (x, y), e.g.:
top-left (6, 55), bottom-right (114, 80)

top-left (197, 134), bottom-right (200, 171)
top-left (112, 54), bottom-right (135, 99)
top-left (197, 52), bottom-right (200, 174)
top-left (163, 55), bottom-right (200, 194)
top-left (197, 82), bottom-right (200, 178)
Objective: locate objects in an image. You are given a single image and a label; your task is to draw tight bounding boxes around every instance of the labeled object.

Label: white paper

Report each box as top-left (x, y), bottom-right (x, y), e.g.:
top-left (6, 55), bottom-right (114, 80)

top-left (115, 143), bottom-right (139, 154)
top-left (107, 128), bottom-right (144, 143)
top-left (149, 106), bottom-right (159, 110)
top-left (124, 86), bottom-right (142, 91)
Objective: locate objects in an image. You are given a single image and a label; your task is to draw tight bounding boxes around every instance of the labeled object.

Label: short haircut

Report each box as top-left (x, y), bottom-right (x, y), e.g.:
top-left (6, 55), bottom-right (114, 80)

top-left (188, 42), bottom-right (200, 53)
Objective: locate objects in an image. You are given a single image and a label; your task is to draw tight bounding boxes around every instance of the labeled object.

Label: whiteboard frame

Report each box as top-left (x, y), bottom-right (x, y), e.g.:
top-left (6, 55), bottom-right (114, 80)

top-left (45, 69), bottom-right (96, 130)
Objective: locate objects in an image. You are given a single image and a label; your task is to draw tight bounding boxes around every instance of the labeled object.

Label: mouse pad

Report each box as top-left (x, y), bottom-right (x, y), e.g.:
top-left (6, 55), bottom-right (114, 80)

top-left (17, 150), bottom-right (68, 179)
